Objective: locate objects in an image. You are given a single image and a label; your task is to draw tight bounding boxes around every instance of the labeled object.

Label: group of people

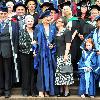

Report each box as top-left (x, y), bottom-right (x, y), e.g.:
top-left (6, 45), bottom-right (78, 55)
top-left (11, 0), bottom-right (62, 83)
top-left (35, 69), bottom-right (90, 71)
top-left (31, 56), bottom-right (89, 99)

top-left (0, 0), bottom-right (100, 99)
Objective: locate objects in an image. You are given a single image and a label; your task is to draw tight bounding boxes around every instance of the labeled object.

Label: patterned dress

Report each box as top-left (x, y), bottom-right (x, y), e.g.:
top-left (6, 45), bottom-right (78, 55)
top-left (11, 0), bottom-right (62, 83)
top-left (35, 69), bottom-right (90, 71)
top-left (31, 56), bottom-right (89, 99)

top-left (55, 28), bottom-right (74, 85)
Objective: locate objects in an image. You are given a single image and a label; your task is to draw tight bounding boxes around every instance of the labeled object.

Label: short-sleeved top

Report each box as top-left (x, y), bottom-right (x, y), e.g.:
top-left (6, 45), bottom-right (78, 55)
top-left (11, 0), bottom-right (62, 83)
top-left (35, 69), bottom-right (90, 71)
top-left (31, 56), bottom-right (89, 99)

top-left (56, 28), bottom-right (72, 56)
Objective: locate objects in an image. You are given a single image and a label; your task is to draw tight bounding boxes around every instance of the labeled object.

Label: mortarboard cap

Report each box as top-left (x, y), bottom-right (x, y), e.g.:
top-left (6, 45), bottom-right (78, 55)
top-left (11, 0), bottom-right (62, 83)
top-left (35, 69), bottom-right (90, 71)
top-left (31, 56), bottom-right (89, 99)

top-left (0, 6), bottom-right (8, 12)
top-left (95, 15), bottom-right (100, 21)
top-left (39, 10), bottom-right (50, 19)
top-left (40, 2), bottom-right (53, 8)
top-left (59, 1), bottom-right (71, 9)
top-left (47, 5), bottom-right (59, 13)
top-left (77, 0), bottom-right (87, 7)
top-left (90, 5), bottom-right (100, 11)
top-left (13, 2), bottom-right (27, 11)
top-left (25, 0), bottom-right (37, 7)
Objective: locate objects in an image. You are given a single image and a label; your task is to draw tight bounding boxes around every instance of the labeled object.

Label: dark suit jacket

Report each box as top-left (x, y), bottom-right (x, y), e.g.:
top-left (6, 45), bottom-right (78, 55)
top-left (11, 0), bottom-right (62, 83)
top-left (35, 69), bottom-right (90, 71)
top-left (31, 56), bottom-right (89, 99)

top-left (0, 20), bottom-right (19, 58)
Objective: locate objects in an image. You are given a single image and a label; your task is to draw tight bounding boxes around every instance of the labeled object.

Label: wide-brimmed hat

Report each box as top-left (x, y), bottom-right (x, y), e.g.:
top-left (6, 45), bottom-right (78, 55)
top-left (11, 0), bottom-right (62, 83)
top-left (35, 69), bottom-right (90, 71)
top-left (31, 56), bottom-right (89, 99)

top-left (40, 2), bottom-right (53, 8)
top-left (0, 6), bottom-right (8, 12)
top-left (90, 5), bottom-right (100, 11)
top-left (39, 10), bottom-right (51, 19)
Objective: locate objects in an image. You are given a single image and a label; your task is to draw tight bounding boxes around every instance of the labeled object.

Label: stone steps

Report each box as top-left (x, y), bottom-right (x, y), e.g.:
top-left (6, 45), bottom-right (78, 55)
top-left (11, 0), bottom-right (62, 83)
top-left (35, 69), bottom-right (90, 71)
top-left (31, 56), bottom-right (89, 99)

top-left (0, 95), bottom-right (100, 100)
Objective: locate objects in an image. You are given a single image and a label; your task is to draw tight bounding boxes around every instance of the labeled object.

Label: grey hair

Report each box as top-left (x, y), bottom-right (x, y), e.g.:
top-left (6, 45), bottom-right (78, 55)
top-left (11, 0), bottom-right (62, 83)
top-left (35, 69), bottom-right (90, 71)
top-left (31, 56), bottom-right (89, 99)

top-left (25, 15), bottom-right (34, 23)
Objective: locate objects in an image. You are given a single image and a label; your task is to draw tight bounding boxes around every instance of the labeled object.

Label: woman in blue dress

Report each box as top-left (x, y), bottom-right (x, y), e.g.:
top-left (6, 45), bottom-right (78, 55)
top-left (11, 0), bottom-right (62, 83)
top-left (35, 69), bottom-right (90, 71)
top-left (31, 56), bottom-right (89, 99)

top-left (78, 38), bottom-right (98, 98)
top-left (34, 10), bottom-right (56, 97)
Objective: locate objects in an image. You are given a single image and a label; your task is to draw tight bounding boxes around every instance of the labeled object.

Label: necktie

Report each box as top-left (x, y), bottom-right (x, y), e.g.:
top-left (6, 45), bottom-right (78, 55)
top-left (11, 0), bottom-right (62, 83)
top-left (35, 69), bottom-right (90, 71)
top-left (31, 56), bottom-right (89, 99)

top-left (1, 21), bottom-right (4, 33)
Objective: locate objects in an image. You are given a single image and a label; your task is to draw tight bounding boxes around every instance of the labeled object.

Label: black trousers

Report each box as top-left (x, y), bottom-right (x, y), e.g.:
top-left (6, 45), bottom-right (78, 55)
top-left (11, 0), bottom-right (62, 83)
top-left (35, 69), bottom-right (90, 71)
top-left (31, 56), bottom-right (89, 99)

top-left (20, 52), bottom-right (33, 95)
top-left (0, 55), bottom-right (12, 94)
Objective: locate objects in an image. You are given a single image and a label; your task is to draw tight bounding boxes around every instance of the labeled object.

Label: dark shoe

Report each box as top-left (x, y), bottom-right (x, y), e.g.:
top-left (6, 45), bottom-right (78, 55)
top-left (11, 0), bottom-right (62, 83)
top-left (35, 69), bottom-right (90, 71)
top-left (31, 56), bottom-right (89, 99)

top-left (22, 93), bottom-right (28, 97)
top-left (5, 93), bottom-right (11, 98)
top-left (64, 93), bottom-right (70, 97)
top-left (0, 92), bottom-right (4, 97)
top-left (57, 92), bottom-right (64, 97)
top-left (32, 92), bottom-right (37, 97)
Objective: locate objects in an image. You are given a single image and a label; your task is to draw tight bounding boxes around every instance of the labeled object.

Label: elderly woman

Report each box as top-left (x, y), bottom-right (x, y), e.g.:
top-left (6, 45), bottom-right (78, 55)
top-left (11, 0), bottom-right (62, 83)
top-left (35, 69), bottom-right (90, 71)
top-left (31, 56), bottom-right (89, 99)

top-left (19, 15), bottom-right (36, 96)
top-left (6, 1), bottom-right (15, 19)
top-left (34, 10), bottom-right (56, 97)
top-left (55, 16), bottom-right (74, 97)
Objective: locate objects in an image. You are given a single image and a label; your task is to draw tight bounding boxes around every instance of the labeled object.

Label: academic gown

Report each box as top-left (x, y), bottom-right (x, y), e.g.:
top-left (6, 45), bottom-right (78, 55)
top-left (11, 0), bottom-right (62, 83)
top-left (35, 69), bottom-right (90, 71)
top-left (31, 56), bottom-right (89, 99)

top-left (34, 23), bottom-right (56, 95)
top-left (80, 28), bottom-right (100, 74)
top-left (67, 17), bottom-right (82, 71)
top-left (78, 50), bottom-right (98, 96)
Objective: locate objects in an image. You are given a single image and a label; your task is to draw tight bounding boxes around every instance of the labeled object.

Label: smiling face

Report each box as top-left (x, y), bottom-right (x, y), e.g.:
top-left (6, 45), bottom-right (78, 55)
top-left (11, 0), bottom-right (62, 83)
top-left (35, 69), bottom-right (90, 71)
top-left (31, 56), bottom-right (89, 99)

top-left (16, 6), bottom-right (25, 16)
top-left (81, 6), bottom-right (87, 14)
top-left (95, 0), bottom-right (100, 7)
top-left (90, 9), bottom-right (99, 19)
top-left (25, 17), bottom-right (34, 28)
top-left (27, 1), bottom-right (36, 11)
top-left (62, 6), bottom-right (72, 17)
top-left (56, 18), bottom-right (64, 28)
top-left (42, 16), bottom-right (51, 24)
top-left (86, 42), bottom-right (93, 51)
top-left (0, 11), bottom-right (8, 21)
top-left (6, 1), bottom-right (14, 12)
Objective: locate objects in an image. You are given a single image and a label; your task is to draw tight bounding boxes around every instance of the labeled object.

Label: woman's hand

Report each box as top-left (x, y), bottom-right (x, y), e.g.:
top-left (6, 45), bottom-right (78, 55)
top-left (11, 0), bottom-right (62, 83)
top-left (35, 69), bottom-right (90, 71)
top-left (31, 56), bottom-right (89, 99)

top-left (32, 40), bottom-right (37, 45)
top-left (33, 50), bottom-right (37, 57)
top-left (64, 54), bottom-right (68, 62)
top-left (84, 67), bottom-right (92, 72)
top-left (97, 51), bottom-right (100, 55)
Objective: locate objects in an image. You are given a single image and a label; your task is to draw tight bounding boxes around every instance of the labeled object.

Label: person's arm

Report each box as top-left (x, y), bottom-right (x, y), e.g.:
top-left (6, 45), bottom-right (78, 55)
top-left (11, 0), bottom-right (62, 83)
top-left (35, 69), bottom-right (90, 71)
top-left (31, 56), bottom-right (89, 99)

top-left (64, 29), bottom-right (72, 61)
top-left (64, 43), bottom-right (71, 61)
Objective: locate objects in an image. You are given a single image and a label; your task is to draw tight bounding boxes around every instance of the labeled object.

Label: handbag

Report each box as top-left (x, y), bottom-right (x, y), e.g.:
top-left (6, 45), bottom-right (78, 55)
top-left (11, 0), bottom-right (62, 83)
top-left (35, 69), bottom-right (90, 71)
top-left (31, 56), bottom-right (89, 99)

top-left (60, 64), bottom-right (73, 74)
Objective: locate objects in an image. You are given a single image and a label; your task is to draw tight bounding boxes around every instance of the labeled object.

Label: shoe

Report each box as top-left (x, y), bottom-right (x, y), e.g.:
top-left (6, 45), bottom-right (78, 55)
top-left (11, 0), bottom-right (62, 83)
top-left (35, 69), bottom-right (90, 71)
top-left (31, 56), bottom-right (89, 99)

top-left (32, 92), bottom-right (37, 97)
top-left (22, 93), bottom-right (28, 97)
top-left (90, 96), bottom-right (94, 98)
top-left (5, 93), bottom-right (11, 98)
top-left (81, 94), bottom-right (85, 98)
top-left (44, 92), bottom-right (49, 97)
top-left (64, 93), bottom-right (70, 97)
top-left (0, 92), bottom-right (4, 97)
top-left (38, 92), bottom-right (44, 97)
top-left (57, 92), bottom-right (64, 97)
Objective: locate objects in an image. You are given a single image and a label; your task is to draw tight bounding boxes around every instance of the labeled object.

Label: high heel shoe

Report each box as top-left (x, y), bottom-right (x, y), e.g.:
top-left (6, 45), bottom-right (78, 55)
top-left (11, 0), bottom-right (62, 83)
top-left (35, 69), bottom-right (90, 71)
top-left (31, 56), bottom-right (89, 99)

top-left (64, 93), bottom-right (70, 97)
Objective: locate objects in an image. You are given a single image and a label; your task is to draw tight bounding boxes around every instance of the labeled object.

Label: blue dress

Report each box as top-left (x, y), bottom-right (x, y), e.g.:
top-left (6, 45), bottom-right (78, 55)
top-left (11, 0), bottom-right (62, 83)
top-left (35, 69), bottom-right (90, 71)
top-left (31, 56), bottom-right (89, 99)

top-left (34, 23), bottom-right (56, 95)
top-left (78, 50), bottom-right (98, 96)
top-left (81, 28), bottom-right (100, 75)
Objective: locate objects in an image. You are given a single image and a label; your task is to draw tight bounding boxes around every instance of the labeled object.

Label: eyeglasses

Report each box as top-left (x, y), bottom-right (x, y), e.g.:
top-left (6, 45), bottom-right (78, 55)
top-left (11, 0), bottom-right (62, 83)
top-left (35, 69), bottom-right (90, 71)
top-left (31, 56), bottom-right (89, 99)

top-left (56, 21), bottom-right (63, 23)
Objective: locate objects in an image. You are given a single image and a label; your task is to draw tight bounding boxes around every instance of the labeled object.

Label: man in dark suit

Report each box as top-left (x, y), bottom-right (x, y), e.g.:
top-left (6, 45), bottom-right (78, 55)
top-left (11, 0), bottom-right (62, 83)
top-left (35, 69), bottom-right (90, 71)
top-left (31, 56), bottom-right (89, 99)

top-left (0, 6), bottom-right (19, 98)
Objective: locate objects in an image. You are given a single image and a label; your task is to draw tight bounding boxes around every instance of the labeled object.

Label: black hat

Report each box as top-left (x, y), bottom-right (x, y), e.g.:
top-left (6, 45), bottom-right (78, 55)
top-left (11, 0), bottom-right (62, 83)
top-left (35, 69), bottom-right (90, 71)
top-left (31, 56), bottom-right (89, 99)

top-left (13, 2), bottom-right (27, 11)
top-left (90, 5), bottom-right (100, 11)
top-left (59, 1), bottom-right (71, 9)
top-left (0, 6), bottom-right (8, 12)
top-left (47, 5), bottom-right (59, 13)
top-left (25, 0), bottom-right (37, 7)
top-left (39, 10), bottom-right (50, 19)
top-left (77, 0), bottom-right (87, 7)
top-left (95, 15), bottom-right (100, 21)
top-left (40, 2), bottom-right (53, 8)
